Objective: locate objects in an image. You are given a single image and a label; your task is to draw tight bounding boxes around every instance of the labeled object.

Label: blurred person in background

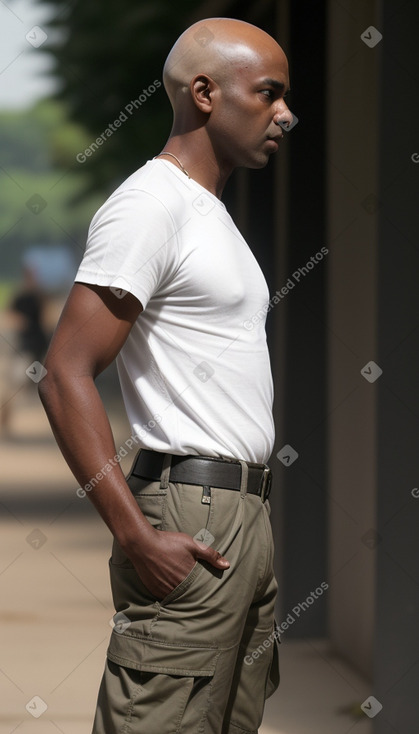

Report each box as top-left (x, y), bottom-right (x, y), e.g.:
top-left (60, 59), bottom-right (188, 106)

top-left (39, 16), bottom-right (293, 734)
top-left (0, 262), bottom-right (49, 437)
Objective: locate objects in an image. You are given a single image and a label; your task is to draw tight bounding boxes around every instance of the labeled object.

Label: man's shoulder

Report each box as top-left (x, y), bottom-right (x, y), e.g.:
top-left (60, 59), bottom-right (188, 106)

top-left (108, 159), bottom-right (189, 215)
top-left (87, 158), bottom-right (190, 244)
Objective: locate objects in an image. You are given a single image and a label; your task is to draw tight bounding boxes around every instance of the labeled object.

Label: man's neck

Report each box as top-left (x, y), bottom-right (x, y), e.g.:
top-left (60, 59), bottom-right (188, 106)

top-left (156, 133), bottom-right (232, 199)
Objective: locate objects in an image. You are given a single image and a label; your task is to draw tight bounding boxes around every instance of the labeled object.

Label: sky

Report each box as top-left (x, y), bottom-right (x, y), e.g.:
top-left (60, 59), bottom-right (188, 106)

top-left (0, 0), bottom-right (57, 109)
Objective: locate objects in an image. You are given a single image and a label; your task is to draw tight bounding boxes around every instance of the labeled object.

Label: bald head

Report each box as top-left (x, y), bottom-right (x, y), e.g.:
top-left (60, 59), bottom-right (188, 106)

top-left (163, 17), bottom-right (287, 110)
top-left (159, 18), bottom-right (291, 182)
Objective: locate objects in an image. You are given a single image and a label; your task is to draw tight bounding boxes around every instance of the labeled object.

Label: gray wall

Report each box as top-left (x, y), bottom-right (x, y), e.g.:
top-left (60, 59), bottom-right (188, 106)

top-left (326, 0), bottom-right (380, 679)
top-left (227, 5), bottom-right (419, 729)
top-left (326, 1), bottom-right (419, 729)
top-left (375, 1), bottom-right (419, 731)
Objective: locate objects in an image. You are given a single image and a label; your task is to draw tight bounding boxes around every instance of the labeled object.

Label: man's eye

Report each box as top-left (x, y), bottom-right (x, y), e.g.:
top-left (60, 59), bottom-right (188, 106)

top-left (260, 90), bottom-right (274, 98)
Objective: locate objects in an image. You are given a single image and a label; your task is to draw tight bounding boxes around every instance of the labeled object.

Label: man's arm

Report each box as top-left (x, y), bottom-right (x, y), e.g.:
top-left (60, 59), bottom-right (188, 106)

top-left (38, 282), bottom-right (229, 599)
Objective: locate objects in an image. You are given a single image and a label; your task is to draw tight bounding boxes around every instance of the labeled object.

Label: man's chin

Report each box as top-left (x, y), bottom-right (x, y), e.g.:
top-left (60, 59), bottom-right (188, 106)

top-left (230, 150), bottom-right (272, 171)
top-left (245, 154), bottom-right (271, 170)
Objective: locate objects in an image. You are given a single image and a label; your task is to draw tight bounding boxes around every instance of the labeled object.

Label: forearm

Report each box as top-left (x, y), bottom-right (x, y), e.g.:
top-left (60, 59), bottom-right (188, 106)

top-left (38, 372), bottom-right (154, 552)
top-left (36, 283), bottom-right (229, 599)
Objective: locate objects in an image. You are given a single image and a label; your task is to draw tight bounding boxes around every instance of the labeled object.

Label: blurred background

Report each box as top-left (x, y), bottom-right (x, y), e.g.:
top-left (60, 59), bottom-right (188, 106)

top-left (1, 0), bottom-right (418, 732)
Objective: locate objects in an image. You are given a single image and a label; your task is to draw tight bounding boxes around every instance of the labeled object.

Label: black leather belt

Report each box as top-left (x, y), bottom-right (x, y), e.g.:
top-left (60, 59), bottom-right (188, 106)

top-left (131, 449), bottom-right (272, 502)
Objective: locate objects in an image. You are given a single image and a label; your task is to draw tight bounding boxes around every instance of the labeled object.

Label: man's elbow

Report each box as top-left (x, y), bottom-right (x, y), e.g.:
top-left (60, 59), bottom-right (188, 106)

top-left (38, 358), bottom-right (73, 410)
top-left (38, 359), bottom-right (58, 409)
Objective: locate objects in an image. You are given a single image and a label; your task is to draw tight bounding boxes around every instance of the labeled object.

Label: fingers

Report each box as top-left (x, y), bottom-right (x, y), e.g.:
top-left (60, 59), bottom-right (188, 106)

top-left (194, 540), bottom-right (230, 568)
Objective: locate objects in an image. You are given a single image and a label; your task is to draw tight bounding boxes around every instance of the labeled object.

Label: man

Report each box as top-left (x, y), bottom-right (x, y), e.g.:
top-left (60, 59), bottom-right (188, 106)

top-left (1, 264), bottom-right (49, 436)
top-left (39, 16), bottom-right (292, 734)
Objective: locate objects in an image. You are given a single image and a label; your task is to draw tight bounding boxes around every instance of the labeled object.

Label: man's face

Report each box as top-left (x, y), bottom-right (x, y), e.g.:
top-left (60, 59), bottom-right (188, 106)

top-left (208, 45), bottom-right (292, 170)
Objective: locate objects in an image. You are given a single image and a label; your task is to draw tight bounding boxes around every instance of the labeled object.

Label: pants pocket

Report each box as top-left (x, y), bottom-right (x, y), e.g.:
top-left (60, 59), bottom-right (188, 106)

top-left (159, 559), bottom-right (202, 605)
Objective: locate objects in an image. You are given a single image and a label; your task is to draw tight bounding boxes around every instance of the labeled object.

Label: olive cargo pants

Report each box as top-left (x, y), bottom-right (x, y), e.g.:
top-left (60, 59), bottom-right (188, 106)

top-left (92, 455), bottom-right (280, 733)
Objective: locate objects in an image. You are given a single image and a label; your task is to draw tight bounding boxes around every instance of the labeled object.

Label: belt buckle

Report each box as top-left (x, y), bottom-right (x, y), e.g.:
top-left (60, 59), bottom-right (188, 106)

top-left (260, 466), bottom-right (272, 502)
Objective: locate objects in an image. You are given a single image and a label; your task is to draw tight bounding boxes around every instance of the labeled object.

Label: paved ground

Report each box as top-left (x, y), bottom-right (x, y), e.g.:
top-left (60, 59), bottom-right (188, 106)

top-left (0, 373), bottom-right (372, 734)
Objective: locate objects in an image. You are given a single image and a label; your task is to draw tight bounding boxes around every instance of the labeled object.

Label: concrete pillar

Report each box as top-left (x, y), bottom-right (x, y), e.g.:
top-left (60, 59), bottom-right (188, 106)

top-left (374, 1), bottom-right (419, 730)
top-left (326, 0), bottom-right (380, 677)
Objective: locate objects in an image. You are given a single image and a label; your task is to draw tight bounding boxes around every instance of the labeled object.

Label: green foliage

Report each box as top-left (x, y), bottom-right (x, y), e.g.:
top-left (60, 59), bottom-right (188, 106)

top-left (32, 0), bottom-right (205, 193)
top-left (0, 167), bottom-right (103, 241)
top-left (0, 281), bottom-right (17, 310)
top-left (0, 99), bottom-right (104, 277)
top-left (0, 110), bottom-right (49, 172)
top-left (0, 100), bottom-right (90, 171)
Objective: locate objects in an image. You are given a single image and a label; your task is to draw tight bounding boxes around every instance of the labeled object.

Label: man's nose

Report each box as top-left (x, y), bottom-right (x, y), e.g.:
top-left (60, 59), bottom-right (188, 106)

top-left (273, 102), bottom-right (293, 129)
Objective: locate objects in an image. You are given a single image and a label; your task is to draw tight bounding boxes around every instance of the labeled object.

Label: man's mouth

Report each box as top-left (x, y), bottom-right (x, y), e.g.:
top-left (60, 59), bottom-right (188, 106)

top-left (267, 133), bottom-right (284, 143)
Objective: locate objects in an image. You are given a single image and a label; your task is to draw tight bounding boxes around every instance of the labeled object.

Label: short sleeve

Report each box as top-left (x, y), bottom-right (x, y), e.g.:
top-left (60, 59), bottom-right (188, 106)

top-left (75, 188), bottom-right (179, 310)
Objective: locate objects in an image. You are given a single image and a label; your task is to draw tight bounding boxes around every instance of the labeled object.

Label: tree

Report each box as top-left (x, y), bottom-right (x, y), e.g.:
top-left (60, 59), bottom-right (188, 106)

top-left (34, 0), bottom-right (196, 195)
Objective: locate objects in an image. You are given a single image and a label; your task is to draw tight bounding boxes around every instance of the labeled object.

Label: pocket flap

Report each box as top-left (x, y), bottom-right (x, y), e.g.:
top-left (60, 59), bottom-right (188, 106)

top-left (107, 632), bottom-right (219, 677)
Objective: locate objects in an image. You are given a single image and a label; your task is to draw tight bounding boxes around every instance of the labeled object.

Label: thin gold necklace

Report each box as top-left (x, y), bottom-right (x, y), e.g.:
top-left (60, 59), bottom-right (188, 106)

top-left (154, 151), bottom-right (190, 178)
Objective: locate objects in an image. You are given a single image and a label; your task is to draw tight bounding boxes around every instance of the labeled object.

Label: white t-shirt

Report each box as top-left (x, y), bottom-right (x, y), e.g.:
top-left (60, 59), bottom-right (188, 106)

top-left (75, 158), bottom-right (274, 463)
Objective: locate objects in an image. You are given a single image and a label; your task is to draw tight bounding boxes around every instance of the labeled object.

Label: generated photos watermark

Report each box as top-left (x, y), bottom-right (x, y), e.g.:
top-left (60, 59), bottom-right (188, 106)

top-left (244, 582), bottom-right (329, 665)
top-left (244, 246), bottom-right (328, 331)
top-left (76, 80), bottom-right (162, 163)
top-left (76, 414), bottom-right (162, 498)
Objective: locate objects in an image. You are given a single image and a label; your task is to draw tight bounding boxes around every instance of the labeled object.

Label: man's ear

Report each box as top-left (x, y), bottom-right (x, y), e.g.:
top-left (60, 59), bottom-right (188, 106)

top-left (190, 74), bottom-right (217, 114)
